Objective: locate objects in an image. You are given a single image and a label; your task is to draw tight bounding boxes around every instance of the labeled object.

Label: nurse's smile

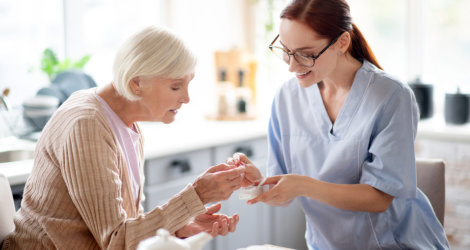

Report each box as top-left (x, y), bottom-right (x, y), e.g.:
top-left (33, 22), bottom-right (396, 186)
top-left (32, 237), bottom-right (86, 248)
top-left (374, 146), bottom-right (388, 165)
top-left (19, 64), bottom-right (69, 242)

top-left (296, 71), bottom-right (312, 79)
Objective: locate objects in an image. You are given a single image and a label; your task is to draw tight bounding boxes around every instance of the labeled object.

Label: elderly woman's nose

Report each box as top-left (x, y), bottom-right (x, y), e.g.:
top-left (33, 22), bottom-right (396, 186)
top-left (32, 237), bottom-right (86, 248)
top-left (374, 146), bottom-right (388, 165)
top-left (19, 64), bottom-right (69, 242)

top-left (180, 89), bottom-right (190, 103)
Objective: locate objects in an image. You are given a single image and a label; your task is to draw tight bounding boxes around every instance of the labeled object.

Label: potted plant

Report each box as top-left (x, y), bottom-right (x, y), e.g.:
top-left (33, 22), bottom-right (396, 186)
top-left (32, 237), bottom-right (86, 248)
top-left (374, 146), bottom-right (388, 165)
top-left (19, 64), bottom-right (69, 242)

top-left (40, 48), bottom-right (91, 81)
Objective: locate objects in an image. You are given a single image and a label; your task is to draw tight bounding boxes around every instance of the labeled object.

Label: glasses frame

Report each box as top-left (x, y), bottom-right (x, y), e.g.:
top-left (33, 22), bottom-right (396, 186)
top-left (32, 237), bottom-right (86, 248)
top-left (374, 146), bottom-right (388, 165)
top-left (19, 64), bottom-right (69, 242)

top-left (268, 33), bottom-right (342, 67)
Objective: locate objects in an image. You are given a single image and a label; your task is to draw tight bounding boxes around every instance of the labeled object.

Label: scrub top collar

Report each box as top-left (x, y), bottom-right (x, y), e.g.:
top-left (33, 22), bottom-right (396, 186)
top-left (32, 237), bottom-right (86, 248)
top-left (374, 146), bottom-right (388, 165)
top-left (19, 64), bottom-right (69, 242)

top-left (307, 60), bottom-right (375, 139)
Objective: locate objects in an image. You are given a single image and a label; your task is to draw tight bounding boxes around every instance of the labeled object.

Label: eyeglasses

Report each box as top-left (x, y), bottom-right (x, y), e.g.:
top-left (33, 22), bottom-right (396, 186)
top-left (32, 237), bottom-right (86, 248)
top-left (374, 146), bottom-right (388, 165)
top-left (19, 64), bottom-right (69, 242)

top-left (268, 34), bottom-right (341, 67)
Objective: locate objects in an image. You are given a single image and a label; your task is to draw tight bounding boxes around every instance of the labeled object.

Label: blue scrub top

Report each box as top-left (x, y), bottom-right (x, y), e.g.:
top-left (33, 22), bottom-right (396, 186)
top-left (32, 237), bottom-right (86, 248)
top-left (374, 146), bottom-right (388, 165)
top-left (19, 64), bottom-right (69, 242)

top-left (267, 60), bottom-right (449, 250)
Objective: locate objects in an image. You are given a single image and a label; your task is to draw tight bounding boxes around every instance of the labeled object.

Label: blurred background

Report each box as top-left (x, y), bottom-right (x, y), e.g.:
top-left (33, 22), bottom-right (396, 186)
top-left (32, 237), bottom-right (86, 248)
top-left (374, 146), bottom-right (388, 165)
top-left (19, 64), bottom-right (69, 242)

top-left (1, 0), bottom-right (469, 132)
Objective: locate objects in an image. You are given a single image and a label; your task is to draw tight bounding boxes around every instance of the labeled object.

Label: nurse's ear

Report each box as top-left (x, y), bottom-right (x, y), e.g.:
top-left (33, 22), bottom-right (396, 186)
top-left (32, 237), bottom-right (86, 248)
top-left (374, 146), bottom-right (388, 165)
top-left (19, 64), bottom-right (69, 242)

top-left (337, 32), bottom-right (351, 54)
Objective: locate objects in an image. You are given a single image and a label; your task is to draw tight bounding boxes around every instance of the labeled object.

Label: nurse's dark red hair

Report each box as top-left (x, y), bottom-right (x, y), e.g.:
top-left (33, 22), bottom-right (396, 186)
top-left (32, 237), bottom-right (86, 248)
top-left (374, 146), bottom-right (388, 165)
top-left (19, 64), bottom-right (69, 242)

top-left (281, 0), bottom-right (383, 70)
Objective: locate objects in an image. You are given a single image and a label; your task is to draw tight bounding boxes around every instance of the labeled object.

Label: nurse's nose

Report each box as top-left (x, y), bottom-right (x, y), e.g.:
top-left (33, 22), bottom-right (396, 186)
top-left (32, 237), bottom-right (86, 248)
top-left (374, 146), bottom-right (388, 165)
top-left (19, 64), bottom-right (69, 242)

top-left (287, 56), bottom-right (302, 73)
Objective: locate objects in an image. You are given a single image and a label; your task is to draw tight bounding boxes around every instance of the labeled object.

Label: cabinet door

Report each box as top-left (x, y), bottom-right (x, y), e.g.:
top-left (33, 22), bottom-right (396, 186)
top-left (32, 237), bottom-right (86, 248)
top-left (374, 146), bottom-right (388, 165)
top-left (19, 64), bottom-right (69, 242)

top-left (213, 138), bottom-right (272, 249)
top-left (144, 175), bottom-right (195, 210)
top-left (270, 200), bottom-right (308, 250)
top-left (143, 175), bottom-right (213, 250)
top-left (144, 148), bottom-right (212, 186)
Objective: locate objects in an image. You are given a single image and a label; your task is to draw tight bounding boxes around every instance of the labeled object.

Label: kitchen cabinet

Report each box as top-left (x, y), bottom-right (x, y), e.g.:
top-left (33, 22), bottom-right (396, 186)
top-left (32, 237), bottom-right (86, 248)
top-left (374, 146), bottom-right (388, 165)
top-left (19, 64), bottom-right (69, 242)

top-left (212, 138), bottom-right (272, 250)
top-left (270, 200), bottom-right (308, 250)
top-left (143, 148), bottom-right (214, 250)
top-left (143, 136), bottom-right (307, 250)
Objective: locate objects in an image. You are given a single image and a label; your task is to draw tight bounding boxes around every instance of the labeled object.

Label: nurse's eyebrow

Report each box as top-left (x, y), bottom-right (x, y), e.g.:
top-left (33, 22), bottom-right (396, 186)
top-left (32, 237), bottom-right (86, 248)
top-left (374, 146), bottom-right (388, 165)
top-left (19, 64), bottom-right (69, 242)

top-left (279, 40), bottom-right (317, 52)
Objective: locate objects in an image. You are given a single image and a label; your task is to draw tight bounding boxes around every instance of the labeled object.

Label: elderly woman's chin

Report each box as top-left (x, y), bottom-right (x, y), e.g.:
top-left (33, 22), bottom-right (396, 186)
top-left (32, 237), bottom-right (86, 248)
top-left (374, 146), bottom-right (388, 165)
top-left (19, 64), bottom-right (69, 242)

top-left (160, 114), bottom-right (176, 124)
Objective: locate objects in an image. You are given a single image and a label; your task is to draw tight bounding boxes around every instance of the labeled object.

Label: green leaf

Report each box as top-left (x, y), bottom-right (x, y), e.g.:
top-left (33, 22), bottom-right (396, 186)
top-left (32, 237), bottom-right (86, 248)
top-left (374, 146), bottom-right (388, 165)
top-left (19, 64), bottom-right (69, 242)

top-left (40, 48), bottom-right (59, 80)
top-left (72, 54), bottom-right (91, 69)
top-left (38, 48), bottom-right (91, 81)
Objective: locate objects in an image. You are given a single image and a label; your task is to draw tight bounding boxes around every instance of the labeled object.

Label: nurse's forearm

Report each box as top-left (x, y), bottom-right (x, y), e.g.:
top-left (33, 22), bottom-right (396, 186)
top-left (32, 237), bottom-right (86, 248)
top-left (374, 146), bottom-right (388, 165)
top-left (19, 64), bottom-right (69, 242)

top-left (298, 176), bottom-right (393, 213)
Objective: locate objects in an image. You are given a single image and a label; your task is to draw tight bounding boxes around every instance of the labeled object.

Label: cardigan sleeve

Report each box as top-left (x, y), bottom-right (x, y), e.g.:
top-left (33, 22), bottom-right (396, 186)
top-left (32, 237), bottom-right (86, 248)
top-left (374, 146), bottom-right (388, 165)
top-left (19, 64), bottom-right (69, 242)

top-left (60, 116), bottom-right (206, 250)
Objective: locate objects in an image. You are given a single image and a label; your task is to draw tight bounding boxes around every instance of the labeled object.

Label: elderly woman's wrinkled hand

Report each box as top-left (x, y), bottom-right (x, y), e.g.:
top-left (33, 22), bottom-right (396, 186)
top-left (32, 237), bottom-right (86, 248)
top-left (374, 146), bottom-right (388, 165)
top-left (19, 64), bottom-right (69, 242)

top-left (192, 163), bottom-right (245, 204)
top-left (227, 152), bottom-right (263, 187)
top-left (175, 203), bottom-right (239, 238)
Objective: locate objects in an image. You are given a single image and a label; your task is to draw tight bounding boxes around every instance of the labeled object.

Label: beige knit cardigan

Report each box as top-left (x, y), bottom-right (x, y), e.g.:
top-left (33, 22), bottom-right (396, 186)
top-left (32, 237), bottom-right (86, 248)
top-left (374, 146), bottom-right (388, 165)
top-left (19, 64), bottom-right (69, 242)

top-left (2, 89), bottom-right (206, 249)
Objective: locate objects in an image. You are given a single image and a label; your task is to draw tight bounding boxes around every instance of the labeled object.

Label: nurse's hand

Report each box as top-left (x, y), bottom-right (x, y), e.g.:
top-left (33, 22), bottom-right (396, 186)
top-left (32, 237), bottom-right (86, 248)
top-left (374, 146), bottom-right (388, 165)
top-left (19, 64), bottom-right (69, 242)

top-left (226, 152), bottom-right (263, 187)
top-left (193, 163), bottom-right (245, 204)
top-left (247, 174), bottom-right (302, 206)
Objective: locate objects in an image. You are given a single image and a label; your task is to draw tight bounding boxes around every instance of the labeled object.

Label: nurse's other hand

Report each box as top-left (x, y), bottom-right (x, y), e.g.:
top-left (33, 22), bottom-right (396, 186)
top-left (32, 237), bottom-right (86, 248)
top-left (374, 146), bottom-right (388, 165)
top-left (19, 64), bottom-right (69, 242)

top-left (247, 174), bottom-right (302, 206)
top-left (226, 152), bottom-right (263, 187)
top-left (193, 163), bottom-right (245, 204)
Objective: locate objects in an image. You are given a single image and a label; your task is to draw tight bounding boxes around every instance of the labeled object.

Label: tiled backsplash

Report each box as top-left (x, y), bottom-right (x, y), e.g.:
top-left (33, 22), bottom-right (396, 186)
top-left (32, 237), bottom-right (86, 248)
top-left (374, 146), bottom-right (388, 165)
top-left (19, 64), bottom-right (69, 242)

top-left (415, 138), bottom-right (470, 250)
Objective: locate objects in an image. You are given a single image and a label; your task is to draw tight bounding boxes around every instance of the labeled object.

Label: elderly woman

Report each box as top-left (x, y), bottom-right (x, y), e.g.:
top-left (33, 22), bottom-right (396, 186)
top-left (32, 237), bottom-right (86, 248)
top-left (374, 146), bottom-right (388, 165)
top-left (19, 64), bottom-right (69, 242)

top-left (2, 26), bottom-right (245, 249)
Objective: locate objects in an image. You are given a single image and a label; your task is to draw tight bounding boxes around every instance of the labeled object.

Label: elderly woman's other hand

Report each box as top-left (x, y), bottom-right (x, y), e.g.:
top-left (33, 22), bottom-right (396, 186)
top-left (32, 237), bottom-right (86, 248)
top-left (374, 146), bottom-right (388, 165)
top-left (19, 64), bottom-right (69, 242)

top-left (175, 203), bottom-right (239, 238)
top-left (192, 163), bottom-right (245, 204)
top-left (227, 153), bottom-right (263, 187)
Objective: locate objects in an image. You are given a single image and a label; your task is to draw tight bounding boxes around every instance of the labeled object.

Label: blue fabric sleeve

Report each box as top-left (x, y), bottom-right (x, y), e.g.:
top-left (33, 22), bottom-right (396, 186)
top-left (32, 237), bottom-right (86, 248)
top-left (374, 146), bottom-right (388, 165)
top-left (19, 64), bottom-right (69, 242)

top-left (360, 86), bottom-right (419, 198)
top-left (266, 96), bottom-right (288, 177)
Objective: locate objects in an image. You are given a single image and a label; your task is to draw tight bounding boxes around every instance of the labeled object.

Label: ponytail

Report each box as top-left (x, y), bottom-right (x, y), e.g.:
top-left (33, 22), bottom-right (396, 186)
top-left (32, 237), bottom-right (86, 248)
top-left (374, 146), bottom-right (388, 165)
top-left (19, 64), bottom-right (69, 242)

top-left (349, 24), bottom-right (383, 70)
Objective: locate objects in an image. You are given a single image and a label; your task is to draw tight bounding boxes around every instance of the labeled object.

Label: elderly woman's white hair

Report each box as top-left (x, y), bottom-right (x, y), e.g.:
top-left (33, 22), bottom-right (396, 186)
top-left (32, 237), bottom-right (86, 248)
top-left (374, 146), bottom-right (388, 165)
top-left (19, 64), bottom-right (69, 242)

top-left (112, 25), bottom-right (197, 101)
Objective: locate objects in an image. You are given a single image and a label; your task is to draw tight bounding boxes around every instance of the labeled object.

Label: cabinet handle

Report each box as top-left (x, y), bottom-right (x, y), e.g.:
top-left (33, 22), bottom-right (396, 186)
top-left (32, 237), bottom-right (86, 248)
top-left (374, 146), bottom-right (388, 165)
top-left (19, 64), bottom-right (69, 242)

top-left (234, 146), bottom-right (253, 157)
top-left (170, 159), bottom-right (191, 173)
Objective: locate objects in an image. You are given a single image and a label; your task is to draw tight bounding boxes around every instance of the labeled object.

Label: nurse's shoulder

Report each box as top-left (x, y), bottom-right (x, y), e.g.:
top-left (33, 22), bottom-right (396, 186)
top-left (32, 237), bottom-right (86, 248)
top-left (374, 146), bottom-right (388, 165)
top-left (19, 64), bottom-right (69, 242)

top-left (274, 77), bottom-right (306, 104)
top-left (361, 61), bottom-right (415, 107)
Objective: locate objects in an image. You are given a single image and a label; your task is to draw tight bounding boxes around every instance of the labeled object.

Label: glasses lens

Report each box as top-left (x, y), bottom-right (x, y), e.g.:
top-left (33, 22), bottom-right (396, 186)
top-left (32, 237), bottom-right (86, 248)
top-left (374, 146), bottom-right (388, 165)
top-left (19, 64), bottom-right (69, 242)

top-left (293, 53), bottom-right (314, 67)
top-left (270, 47), bottom-right (290, 64)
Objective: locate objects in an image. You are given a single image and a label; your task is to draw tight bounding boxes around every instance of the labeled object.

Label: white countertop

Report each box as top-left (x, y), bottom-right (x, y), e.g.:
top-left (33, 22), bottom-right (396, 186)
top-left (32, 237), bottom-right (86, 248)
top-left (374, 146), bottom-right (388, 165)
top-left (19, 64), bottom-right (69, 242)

top-left (417, 116), bottom-right (470, 142)
top-left (0, 137), bottom-right (36, 186)
top-left (140, 118), bottom-right (268, 158)
top-left (0, 117), bottom-right (269, 186)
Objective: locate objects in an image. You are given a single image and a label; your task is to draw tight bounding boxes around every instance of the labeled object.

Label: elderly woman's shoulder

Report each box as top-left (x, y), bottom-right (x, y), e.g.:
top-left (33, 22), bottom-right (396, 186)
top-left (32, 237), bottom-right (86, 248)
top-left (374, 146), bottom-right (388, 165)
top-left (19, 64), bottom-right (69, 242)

top-left (52, 89), bottom-right (106, 125)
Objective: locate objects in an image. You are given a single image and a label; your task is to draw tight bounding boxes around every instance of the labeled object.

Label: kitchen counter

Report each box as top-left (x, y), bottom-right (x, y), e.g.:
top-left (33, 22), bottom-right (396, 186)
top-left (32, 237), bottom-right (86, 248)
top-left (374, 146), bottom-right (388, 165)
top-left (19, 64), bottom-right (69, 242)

top-left (3, 114), bottom-right (470, 187)
top-left (417, 116), bottom-right (470, 142)
top-left (0, 137), bottom-right (36, 186)
top-left (140, 118), bottom-right (269, 158)
top-left (0, 117), bottom-right (269, 186)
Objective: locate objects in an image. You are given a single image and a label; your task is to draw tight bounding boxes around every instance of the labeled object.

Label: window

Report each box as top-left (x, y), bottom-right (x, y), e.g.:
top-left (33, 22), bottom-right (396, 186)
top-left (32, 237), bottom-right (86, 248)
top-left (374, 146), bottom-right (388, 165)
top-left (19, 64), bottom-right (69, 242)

top-left (348, 0), bottom-right (407, 81)
top-left (349, 0), bottom-right (470, 113)
top-left (422, 0), bottom-right (470, 94)
top-left (0, 0), bottom-right (63, 107)
top-left (0, 0), bottom-right (164, 108)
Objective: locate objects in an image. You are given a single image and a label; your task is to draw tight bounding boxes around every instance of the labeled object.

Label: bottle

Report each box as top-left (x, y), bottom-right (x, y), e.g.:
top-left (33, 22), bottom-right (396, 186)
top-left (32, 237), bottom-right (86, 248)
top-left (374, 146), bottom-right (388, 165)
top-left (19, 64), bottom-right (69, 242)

top-left (216, 69), bottom-right (235, 118)
top-left (235, 69), bottom-right (252, 116)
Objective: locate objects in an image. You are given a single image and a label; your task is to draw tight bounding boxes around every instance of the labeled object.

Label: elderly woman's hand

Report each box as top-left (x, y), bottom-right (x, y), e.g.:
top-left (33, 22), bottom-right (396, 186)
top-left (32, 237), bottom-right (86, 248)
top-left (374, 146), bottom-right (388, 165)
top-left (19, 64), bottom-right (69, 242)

top-left (227, 153), bottom-right (263, 187)
top-left (192, 163), bottom-right (245, 204)
top-left (175, 203), bottom-right (239, 238)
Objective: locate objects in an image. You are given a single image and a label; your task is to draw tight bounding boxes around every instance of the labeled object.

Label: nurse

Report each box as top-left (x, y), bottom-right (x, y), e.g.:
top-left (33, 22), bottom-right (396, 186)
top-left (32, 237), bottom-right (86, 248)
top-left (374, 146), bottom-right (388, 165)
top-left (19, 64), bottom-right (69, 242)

top-left (232, 0), bottom-right (450, 249)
